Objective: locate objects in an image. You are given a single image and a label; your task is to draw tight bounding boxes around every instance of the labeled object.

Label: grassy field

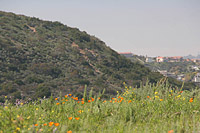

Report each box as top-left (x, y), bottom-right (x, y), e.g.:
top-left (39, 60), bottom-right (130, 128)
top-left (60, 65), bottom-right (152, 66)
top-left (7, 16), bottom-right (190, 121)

top-left (1, 79), bottom-right (200, 133)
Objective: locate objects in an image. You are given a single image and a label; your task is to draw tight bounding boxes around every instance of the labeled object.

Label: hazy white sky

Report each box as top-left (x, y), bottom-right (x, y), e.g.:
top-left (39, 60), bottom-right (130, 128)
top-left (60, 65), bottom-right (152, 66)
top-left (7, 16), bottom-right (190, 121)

top-left (1, 0), bottom-right (200, 56)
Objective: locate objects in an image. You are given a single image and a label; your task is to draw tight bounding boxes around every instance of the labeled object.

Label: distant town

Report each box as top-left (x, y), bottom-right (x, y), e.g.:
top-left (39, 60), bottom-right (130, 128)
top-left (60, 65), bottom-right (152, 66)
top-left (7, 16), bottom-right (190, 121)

top-left (119, 52), bottom-right (200, 85)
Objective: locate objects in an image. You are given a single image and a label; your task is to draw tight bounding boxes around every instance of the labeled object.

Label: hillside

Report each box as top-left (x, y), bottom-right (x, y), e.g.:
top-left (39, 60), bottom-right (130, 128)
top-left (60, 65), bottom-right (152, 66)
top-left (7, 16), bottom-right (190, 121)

top-left (0, 11), bottom-right (196, 101)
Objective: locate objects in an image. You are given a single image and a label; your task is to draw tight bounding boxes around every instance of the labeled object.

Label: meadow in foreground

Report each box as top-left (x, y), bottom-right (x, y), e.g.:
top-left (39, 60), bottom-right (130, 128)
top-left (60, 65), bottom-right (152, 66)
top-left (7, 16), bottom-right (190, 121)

top-left (1, 79), bottom-right (200, 133)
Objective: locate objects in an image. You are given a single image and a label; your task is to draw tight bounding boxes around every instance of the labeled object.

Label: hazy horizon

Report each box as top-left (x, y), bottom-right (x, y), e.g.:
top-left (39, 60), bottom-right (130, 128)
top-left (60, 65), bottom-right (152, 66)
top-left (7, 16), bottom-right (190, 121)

top-left (1, 0), bottom-right (200, 57)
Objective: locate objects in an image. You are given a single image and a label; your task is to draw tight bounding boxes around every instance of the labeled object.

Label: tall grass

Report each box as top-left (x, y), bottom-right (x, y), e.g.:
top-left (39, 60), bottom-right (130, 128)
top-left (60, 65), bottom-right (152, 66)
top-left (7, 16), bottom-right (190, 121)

top-left (0, 79), bottom-right (200, 133)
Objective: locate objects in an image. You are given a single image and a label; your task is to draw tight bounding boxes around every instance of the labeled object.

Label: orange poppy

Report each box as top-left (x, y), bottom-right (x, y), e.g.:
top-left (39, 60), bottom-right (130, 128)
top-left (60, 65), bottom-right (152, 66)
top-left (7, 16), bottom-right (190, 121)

top-left (91, 98), bottom-right (94, 101)
top-left (110, 100), bottom-right (112, 103)
top-left (68, 117), bottom-right (73, 120)
top-left (128, 100), bottom-right (132, 103)
top-left (43, 123), bottom-right (47, 126)
top-left (168, 130), bottom-right (173, 133)
top-left (74, 97), bottom-right (78, 100)
top-left (56, 103), bottom-right (60, 105)
top-left (75, 117), bottom-right (80, 120)
top-left (82, 98), bottom-right (84, 101)
top-left (54, 123), bottom-right (59, 126)
top-left (67, 130), bottom-right (72, 133)
top-left (34, 124), bottom-right (38, 126)
top-left (65, 99), bottom-right (68, 101)
top-left (147, 96), bottom-right (150, 98)
top-left (65, 95), bottom-right (68, 98)
top-left (88, 100), bottom-right (91, 103)
top-left (49, 122), bottom-right (54, 127)
top-left (55, 98), bottom-right (58, 100)
top-left (81, 101), bottom-right (84, 104)
top-left (68, 94), bottom-right (72, 96)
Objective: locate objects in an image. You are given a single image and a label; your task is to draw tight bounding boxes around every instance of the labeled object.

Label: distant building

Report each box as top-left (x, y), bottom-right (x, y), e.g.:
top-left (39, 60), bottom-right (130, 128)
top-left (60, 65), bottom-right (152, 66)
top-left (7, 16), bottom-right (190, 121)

top-left (146, 57), bottom-right (155, 63)
top-left (177, 74), bottom-right (185, 81)
top-left (119, 52), bottom-right (133, 58)
top-left (193, 73), bottom-right (200, 82)
top-left (168, 56), bottom-right (183, 62)
top-left (156, 57), bottom-right (167, 62)
top-left (191, 59), bottom-right (200, 63)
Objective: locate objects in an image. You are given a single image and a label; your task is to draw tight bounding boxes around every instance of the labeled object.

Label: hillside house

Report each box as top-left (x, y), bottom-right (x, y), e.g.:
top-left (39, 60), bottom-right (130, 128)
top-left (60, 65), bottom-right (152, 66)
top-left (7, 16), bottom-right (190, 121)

top-left (146, 57), bottom-right (155, 63)
top-left (193, 73), bottom-right (200, 82)
top-left (119, 52), bottom-right (133, 58)
top-left (156, 57), bottom-right (167, 62)
top-left (168, 56), bottom-right (183, 62)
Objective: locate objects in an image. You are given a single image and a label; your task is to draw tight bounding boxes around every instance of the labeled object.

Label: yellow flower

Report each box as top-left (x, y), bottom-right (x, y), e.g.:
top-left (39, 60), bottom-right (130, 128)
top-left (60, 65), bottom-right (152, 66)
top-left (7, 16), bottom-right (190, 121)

top-left (160, 99), bottom-right (163, 101)
top-left (155, 92), bottom-right (158, 95)
top-left (36, 108), bottom-right (38, 110)
top-left (78, 110), bottom-right (83, 114)
top-left (155, 96), bottom-right (159, 98)
top-left (28, 128), bottom-right (31, 130)
top-left (177, 95), bottom-right (181, 98)
top-left (5, 96), bottom-right (7, 98)
top-left (17, 115), bottom-right (20, 118)
top-left (4, 106), bottom-right (8, 109)
top-left (16, 127), bottom-right (20, 131)
top-left (20, 103), bottom-right (23, 105)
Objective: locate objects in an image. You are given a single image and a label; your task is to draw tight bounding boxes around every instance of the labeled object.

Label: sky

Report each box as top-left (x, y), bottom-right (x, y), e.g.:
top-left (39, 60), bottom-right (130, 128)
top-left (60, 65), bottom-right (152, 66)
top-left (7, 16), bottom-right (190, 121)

top-left (0, 0), bottom-right (200, 57)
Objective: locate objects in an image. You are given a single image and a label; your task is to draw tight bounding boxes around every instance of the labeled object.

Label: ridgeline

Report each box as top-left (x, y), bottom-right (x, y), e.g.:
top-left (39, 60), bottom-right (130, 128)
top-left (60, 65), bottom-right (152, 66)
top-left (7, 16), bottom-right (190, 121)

top-left (0, 11), bottom-right (196, 102)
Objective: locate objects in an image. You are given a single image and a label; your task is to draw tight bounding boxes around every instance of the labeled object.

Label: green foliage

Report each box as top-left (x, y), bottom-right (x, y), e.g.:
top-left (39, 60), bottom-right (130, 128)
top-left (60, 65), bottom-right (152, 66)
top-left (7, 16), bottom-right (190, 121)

top-left (0, 81), bottom-right (200, 132)
top-left (0, 11), bottom-right (198, 101)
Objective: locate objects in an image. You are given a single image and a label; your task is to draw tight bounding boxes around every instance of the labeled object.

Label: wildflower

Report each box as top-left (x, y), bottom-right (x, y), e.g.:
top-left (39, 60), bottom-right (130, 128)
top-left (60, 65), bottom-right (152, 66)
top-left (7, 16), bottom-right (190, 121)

top-left (56, 103), bottom-right (60, 105)
top-left (155, 96), bottom-right (159, 98)
top-left (177, 95), bottom-right (181, 98)
top-left (75, 117), bottom-right (80, 120)
top-left (82, 98), bottom-right (84, 101)
top-left (77, 101), bottom-right (80, 103)
top-left (189, 98), bottom-right (193, 103)
top-left (36, 108), bottom-right (39, 110)
top-left (110, 100), bottom-right (112, 103)
top-left (98, 97), bottom-right (100, 100)
top-left (67, 130), bottom-right (72, 133)
top-left (16, 127), bottom-right (20, 131)
top-left (54, 123), bottom-right (59, 126)
top-left (5, 106), bottom-right (8, 109)
top-left (5, 96), bottom-right (7, 98)
top-left (160, 99), bottom-right (163, 101)
top-left (49, 122), bottom-right (54, 127)
top-left (55, 98), bottom-right (58, 100)
top-left (68, 94), bottom-right (72, 96)
top-left (68, 117), bottom-right (73, 120)
top-left (103, 100), bottom-right (106, 103)
top-left (155, 92), bottom-right (158, 95)
top-left (62, 102), bottom-right (65, 104)
top-left (81, 101), bottom-right (84, 104)
top-left (65, 99), bottom-right (68, 101)
top-left (65, 95), bottom-right (68, 98)
top-left (88, 100), bottom-right (91, 103)
top-left (91, 98), bottom-right (94, 101)
top-left (52, 110), bottom-right (54, 113)
top-left (74, 97), bottom-right (78, 100)
top-left (43, 123), bottom-right (47, 126)
top-left (35, 124), bottom-right (38, 127)
top-left (128, 100), bottom-right (132, 103)
top-left (147, 96), bottom-right (150, 98)
top-left (78, 110), bottom-right (83, 114)
top-left (168, 130), bottom-right (173, 133)
top-left (20, 103), bottom-right (23, 106)
top-left (180, 91), bottom-right (183, 93)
